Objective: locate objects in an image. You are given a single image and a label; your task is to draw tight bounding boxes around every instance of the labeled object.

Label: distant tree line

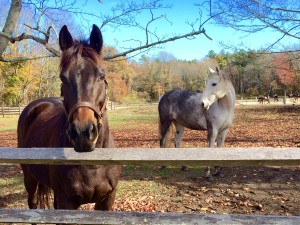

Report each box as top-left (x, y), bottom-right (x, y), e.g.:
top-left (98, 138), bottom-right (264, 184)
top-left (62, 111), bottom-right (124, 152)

top-left (207, 49), bottom-right (300, 99)
top-left (1, 45), bottom-right (299, 106)
top-left (1, 0), bottom-right (300, 105)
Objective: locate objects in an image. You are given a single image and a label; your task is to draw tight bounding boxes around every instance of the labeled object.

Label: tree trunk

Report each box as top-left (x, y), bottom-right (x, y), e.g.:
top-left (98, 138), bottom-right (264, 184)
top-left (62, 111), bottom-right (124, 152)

top-left (283, 86), bottom-right (286, 104)
top-left (0, 0), bottom-right (22, 56)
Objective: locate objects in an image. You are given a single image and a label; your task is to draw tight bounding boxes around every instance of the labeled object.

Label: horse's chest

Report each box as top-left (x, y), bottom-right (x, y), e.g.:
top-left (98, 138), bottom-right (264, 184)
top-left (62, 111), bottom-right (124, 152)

top-left (207, 109), bottom-right (233, 128)
top-left (51, 166), bottom-right (110, 203)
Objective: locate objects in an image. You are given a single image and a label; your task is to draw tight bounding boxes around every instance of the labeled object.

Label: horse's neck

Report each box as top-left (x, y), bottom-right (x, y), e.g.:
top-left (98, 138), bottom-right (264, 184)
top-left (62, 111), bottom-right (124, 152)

top-left (219, 83), bottom-right (235, 110)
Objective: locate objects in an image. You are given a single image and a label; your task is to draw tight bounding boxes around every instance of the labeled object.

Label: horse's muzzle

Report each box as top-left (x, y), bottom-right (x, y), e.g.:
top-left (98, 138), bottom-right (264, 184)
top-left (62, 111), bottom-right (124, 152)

top-left (67, 120), bottom-right (99, 152)
top-left (201, 101), bottom-right (210, 110)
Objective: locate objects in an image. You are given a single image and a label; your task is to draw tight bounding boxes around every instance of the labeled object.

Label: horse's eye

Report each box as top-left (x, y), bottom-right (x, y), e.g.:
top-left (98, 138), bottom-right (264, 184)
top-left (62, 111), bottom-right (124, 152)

top-left (212, 83), bottom-right (217, 86)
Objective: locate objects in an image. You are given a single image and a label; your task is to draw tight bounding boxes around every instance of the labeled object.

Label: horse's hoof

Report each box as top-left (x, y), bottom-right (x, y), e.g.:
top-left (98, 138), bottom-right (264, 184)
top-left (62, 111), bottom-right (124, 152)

top-left (213, 167), bottom-right (222, 176)
top-left (205, 176), bottom-right (213, 182)
top-left (181, 166), bottom-right (188, 171)
top-left (213, 170), bottom-right (221, 176)
top-left (159, 166), bottom-right (166, 171)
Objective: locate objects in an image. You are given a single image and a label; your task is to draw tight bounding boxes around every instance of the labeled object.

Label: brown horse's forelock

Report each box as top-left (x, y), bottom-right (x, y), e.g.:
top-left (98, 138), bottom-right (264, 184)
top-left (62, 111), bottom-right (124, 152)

top-left (60, 41), bottom-right (102, 71)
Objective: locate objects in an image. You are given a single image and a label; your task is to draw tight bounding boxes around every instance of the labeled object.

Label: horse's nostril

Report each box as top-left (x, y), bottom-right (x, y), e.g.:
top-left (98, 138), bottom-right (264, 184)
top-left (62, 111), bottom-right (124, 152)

top-left (69, 122), bottom-right (79, 139)
top-left (88, 122), bottom-right (98, 140)
top-left (201, 102), bottom-right (205, 107)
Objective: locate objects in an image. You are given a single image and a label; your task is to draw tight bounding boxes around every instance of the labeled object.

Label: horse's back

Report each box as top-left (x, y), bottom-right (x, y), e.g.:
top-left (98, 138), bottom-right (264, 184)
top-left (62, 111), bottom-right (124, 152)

top-left (159, 89), bottom-right (201, 111)
top-left (18, 97), bottom-right (67, 148)
top-left (159, 89), bottom-right (206, 130)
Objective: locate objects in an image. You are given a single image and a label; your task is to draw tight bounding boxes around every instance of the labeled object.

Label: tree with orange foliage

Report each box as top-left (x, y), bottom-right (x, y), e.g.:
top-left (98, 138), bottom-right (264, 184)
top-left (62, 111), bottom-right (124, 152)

top-left (272, 53), bottom-right (296, 104)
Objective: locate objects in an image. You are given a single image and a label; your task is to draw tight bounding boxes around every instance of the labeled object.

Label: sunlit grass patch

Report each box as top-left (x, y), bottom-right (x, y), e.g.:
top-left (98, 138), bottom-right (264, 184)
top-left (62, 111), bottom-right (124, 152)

top-left (108, 105), bottom-right (158, 129)
top-left (0, 116), bottom-right (19, 131)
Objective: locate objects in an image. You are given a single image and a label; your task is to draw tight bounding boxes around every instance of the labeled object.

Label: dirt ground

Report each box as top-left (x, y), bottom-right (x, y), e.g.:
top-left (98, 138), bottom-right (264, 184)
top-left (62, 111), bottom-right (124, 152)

top-left (0, 105), bottom-right (299, 217)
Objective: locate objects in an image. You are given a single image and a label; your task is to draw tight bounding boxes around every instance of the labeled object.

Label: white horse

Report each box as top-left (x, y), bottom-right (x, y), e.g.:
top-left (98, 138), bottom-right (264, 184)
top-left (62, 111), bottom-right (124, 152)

top-left (158, 66), bottom-right (236, 180)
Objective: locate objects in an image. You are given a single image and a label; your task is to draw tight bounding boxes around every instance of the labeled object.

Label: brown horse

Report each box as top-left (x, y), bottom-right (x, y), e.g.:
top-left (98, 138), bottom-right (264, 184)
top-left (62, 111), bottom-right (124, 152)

top-left (18, 25), bottom-right (121, 222)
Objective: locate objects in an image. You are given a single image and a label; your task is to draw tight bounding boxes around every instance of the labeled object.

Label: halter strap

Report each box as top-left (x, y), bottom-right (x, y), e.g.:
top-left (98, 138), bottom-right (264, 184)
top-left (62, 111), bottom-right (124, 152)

top-left (67, 96), bottom-right (108, 127)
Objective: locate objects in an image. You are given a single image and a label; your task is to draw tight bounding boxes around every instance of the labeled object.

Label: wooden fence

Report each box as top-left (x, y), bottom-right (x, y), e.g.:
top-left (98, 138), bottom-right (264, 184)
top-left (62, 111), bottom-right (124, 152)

top-left (1, 105), bottom-right (25, 117)
top-left (0, 147), bottom-right (300, 224)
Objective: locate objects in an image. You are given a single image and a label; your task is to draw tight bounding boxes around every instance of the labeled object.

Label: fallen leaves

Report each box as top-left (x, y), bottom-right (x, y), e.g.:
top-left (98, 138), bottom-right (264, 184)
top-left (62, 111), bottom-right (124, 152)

top-left (114, 195), bottom-right (156, 212)
top-left (0, 105), bottom-right (300, 216)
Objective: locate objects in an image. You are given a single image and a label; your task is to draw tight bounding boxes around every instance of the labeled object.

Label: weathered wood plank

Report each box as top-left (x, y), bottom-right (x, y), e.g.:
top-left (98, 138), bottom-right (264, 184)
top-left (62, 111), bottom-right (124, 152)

top-left (0, 147), bottom-right (299, 166)
top-left (1, 209), bottom-right (300, 225)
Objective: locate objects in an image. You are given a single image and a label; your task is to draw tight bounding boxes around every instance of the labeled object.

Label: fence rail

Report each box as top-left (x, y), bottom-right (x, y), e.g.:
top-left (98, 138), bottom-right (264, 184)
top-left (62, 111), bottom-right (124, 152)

top-left (1, 208), bottom-right (300, 225)
top-left (1, 105), bottom-right (25, 117)
top-left (0, 147), bottom-right (300, 224)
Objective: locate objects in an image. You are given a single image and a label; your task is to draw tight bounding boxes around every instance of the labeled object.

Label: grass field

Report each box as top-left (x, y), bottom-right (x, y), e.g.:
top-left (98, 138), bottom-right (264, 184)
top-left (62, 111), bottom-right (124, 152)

top-left (0, 116), bottom-right (19, 131)
top-left (0, 105), bottom-right (158, 131)
top-left (107, 105), bottom-right (157, 129)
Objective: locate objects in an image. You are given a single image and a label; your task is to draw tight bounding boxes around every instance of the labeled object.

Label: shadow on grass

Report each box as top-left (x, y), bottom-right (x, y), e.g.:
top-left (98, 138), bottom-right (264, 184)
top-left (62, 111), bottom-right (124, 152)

top-left (120, 164), bottom-right (300, 189)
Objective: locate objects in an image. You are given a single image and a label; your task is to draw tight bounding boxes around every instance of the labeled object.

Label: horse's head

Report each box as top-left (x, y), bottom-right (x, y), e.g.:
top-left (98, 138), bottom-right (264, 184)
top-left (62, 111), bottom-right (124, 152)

top-left (59, 24), bottom-right (107, 152)
top-left (201, 66), bottom-right (229, 110)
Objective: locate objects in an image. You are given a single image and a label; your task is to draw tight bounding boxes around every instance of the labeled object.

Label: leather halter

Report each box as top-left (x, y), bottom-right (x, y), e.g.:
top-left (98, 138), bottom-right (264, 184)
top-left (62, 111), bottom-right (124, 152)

top-left (67, 95), bottom-right (108, 127)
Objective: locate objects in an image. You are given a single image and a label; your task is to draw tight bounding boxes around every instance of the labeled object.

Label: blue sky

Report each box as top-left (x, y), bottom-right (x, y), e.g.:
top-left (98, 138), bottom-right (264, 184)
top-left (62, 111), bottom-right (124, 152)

top-left (80, 0), bottom-right (298, 61)
top-left (2, 0), bottom-right (299, 61)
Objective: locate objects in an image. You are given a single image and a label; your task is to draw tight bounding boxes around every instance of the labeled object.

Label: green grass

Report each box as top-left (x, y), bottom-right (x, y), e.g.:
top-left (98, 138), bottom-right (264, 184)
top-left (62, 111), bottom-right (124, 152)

top-left (0, 105), bottom-right (158, 132)
top-left (0, 116), bottom-right (19, 131)
top-left (116, 164), bottom-right (204, 199)
top-left (0, 164), bottom-right (26, 208)
top-left (107, 105), bottom-right (158, 129)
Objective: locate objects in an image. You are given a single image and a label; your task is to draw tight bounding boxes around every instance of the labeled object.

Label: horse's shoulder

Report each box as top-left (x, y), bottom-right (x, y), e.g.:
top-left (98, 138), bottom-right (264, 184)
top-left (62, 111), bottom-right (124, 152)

top-left (18, 98), bottom-right (67, 148)
top-left (19, 98), bottom-right (64, 131)
top-left (20, 97), bottom-right (63, 119)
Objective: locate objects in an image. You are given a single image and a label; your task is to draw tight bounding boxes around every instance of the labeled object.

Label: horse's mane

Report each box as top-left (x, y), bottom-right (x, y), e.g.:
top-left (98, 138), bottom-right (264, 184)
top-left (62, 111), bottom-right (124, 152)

top-left (60, 40), bottom-right (102, 70)
top-left (220, 70), bottom-right (231, 81)
top-left (209, 69), bottom-right (231, 81)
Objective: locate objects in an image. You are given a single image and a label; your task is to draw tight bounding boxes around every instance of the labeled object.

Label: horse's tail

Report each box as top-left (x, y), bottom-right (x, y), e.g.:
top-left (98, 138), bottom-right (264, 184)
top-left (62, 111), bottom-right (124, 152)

top-left (158, 111), bottom-right (162, 143)
top-left (37, 183), bottom-right (52, 209)
top-left (164, 124), bottom-right (173, 148)
top-left (158, 112), bottom-right (173, 148)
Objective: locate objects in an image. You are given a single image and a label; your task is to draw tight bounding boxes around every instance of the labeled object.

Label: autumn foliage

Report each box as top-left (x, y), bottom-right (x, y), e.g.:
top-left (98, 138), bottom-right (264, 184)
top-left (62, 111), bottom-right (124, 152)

top-left (272, 53), bottom-right (296, 87)
top-left (1, 43), bottom-right (300, 106)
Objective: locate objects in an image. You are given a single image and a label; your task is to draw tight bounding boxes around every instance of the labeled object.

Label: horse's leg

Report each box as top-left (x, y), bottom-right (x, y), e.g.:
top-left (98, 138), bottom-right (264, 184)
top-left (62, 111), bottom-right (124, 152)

top-left (21, 166), bottom-right (39, 209)
top-left (216, 128), bottom-right (229, 148)
top-left (159, 119), bottom-right (172, 170)
top-left (205, 126), bottom-right (218, 181)
top-left (207, 126), bottom-right (218, 148)
top-left (174, 123), bottom-right (188, 171)
top-left (94, 188), bottom-right (117, 210)
top-left (21, 166), bottom-right (39, 225)
top-left (174, 123), bottom-right (184, 148)
top-left (213, 128), bottom-right (230, 176)
top-left (55, 193), bottom-right (80, 225)
top-left (53, 194), bottom-right (58, 209)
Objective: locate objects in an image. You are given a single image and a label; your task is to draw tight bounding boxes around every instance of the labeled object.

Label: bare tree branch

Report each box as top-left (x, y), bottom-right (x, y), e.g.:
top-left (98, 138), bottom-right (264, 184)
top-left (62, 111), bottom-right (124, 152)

top-left (0, 54), bottom-right (55, 62)
top-left (205, 0), bottom-right (300, 40)
top-left (104, 28), bottom-right (212, 60)
top-left (250, 0), bottom-right (300, 14)
top-left (0, 0), bottom-right (214, 62)
top-left (0, 29), bottom-right (60, 57)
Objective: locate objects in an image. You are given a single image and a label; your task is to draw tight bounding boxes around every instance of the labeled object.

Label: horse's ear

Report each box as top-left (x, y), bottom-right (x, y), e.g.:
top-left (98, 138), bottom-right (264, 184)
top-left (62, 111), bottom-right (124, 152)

top-left (90, 24), bottom-right (103, 54)
top-left (59, 25), bottom-right (73, 51)
top-left (209, 67), bottom-right (215, 73)
top-left (216, 66), bottom-right (220, 74)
